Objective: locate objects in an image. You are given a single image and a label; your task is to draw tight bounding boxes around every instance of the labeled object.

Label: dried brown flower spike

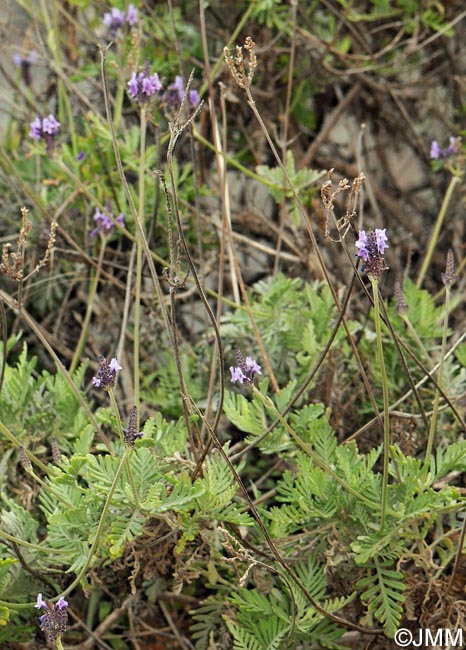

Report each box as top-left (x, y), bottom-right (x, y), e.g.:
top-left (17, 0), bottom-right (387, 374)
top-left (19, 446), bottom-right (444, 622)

top-left (0, 206), bottom-right (57, 305)
top-left (0, 206), bottom-right (32, 282)
top-left (224, 36), bottom-right (257, 90)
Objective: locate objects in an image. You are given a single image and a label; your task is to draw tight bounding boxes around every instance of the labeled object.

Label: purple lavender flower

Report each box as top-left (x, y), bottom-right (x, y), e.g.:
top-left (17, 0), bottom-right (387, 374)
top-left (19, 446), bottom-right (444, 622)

top-left (29, 117), bottom-right (43, 140)
top-left (123, 406), bottom-right (144, 447)
top-left (161, 76), bottom-right (200, 112)
top-left (126, 4), bottom-right (138, 25)
top-left (35, 593), bottom-right (68, 644)
top-left (13, 50), bottom-right (37, 86)
top-left (13, 50), bottom-right (37, 68)
top-left (356, 228), bottom-right (389, 281)
top-left (35, 593), bottom-right (48, 610)
top-left (189, 89), bottom-right (200, 108)
top-left (128, 61), bottom-right (162, 104)
top-left (29, 114), bottom-right (60, 152)
top-left (92, 356), bottom-right (122, 390)
top-left (430, 140), bottom-right (441, 160)
top-left (90, 203), bottom-right (124, 238)
top-left (230, 347), bottom-right (262, 385)
top-left (42, 114), bottom-right (60, 135)
top-left (103, 5), bottom-right (138, 35)
top-left (430, 136), bottom-right (462, 160)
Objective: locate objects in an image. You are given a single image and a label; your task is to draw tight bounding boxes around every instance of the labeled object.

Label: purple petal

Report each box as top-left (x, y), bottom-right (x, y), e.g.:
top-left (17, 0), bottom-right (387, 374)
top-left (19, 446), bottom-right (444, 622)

top-left (29, 117), bottom-right (43, 140)
top-left (189, 89), bottom-right (200, 108)
top-left (42, 114), bottom-right (60, 135)
top-left (126, 5), bottom-right (138, 25)
top-left (245, 357), bottom-right (262, 375)
top-left (56, 596), bottom-right (68, 610)
top-left (230, 366), bottom-right (245, 384)
top-left (127, 72), bottom-right (139, 98)
top-left (430, 140), bottom-right (441, 160)
top-left (35, 593), bottom-right (48, 610)
top-left (109, 358), bottom-right (122, 372)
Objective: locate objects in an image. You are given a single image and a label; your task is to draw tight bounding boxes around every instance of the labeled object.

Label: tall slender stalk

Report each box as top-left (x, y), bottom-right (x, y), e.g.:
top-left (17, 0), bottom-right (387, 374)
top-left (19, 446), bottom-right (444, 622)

top-left (133, 106), bottom-right (147, 420)
top-left (371, 279), bottom-right (391, 530)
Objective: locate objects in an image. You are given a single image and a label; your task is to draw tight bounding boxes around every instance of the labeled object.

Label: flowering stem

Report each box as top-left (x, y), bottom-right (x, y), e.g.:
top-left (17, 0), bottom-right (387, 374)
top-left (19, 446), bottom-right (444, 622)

top-left (55, 637), bottom-right (64, 650)
top-left (424, 283), bottom-right (450, 468)
top-left (133, 106), bottom-right (147, 419)
top-left (108, 389), bottom-right (140, 507)
top-left (251, 386), bottom-right (382, 512)
top-left (416, 174), bottom-right (461, 288)
top-left (371, 279), bottom-right (391, 530)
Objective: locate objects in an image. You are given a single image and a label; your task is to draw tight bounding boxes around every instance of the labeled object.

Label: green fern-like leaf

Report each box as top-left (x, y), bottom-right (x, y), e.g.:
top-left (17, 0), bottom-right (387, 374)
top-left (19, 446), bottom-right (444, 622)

top-left (223, 390), bottom-right (267, 437)
top-left (109, 511), bottom-right (145, 559)
top-left (356, 559), bottom-right (405, 637)
top-left (433, 440), bottom-right (466, 481)
top-left (190, 596), bottom-right (229, 649)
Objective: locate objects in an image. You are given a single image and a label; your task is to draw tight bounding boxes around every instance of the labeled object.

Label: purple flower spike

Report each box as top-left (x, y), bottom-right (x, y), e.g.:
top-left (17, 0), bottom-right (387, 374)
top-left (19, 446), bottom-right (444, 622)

top-left (90, 203), bottom-right (124, 238)
top-left (103, 5), bottom-right (137, 35)
top-left (356, 228), bottom-right (389, 281)
top-left (430, 136), bottom-right (462, 160)
top-left (123, 406), bottom-right (144, 447)
top-left (92, 355), bottom-right (122, 390)
top-left (34, 593), bottom-right (68, 644)
top-left (29, 114), bottom-right (60, 152)
top-left (161, 76), bottom-right (200, 113)
top-left (128, 61), bottom-right (162, 104)
top-left (230, 347), bottom-right (262, 385)
top-left (14, 50), bottom-right (37, 87)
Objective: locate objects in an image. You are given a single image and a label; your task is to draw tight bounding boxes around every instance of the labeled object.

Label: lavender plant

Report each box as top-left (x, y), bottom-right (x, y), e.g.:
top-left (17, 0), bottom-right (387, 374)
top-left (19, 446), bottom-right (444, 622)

top-left (0, 1), bottom-right (465, 649)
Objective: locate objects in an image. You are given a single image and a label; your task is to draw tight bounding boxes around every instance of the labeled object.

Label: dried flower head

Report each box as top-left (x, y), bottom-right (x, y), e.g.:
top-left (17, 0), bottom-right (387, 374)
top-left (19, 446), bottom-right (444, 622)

top-left (92, 356), bottom-right (122, 390)
top-left (35, 593), bottom-right (68, 644)
top-left (123, 406), bottom-right (144, 447)
top-left (1, 207), bottom-right (56, 303)
top-left (128, 61), bottom-right (162, 104)
top-left (230, 347), bottom-right (262, 385)
top-left (356, 228), bottom-right (389, 281)
top-left (441, 248), bottom-right (456, 289)
top-left (224, 36), bottom-right (257, 89)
